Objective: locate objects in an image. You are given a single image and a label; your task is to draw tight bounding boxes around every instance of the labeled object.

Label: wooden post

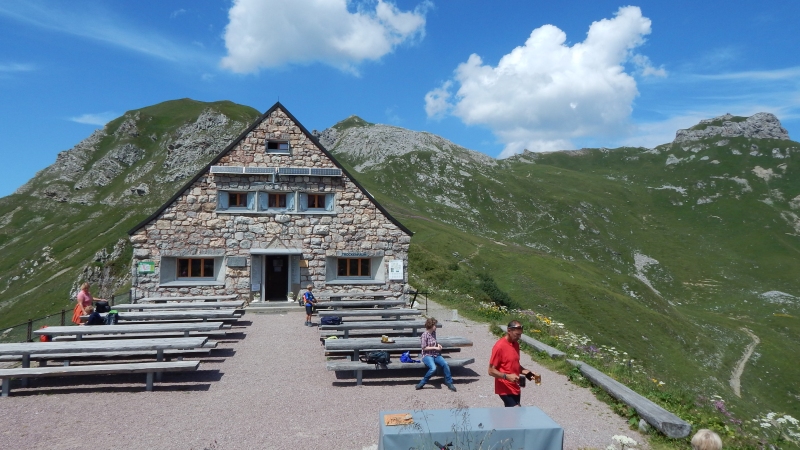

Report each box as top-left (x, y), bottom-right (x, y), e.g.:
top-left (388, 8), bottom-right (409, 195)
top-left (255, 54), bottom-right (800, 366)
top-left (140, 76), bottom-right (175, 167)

top-left (26, 319), bottom-right (33, 342)
top-left (61, 309), bottom-right (66, 326)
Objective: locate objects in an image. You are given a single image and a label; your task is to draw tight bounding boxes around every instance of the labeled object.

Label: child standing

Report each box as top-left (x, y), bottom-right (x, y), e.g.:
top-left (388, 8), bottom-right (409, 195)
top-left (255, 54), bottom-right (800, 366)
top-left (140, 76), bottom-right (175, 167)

top-left (303, 284), bottom-right (317, 326)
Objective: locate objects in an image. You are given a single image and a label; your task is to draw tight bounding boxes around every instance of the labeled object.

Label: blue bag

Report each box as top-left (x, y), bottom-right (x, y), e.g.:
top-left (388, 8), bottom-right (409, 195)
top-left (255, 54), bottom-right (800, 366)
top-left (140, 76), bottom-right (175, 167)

top-left (400, 351), bottom-right (420, 363)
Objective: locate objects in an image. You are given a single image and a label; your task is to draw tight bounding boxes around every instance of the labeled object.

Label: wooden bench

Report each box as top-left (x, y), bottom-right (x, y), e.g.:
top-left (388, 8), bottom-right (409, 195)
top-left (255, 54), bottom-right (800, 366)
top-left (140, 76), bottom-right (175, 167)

top-left (326, 357), bottom-right (475, 386)
top-left (318, 320), bottom-right (438, 338)
top-left (36, 323), bottom-right (227, 340)
top-left (317, 309), bottom-right (421, 320)
top-left (316, 291), bottom-right (395, 300)
top-left (324, 336), bottom-right (472, 360)
top-left (136, 295), bottom-right (238, 303)
top-left (314, 300), bottom-right (406, 310)
top-left (0, 361), bottom-right (200, 396)
top-left (81, 311), bottom-right (243, 323)
top-left (112, 301), bottom-right (244, 311)
top-left (0, 348), bottom-right (213, 366)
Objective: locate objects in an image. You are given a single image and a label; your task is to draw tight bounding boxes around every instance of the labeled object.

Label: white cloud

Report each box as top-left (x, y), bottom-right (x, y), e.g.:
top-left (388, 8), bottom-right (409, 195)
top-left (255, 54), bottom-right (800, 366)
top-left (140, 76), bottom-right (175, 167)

top-left (0, 62), bottom-right (35, 72)
top-left (69, 112), bottom-right (118, 126)
top-left (425, 6), bottom-right (660, 157)
top-left (0, 2), bottom-right (209, 64)
top-left (170, 9), bottom-right (187, 19)
top-left (220, 0), bottom-right (429, 74)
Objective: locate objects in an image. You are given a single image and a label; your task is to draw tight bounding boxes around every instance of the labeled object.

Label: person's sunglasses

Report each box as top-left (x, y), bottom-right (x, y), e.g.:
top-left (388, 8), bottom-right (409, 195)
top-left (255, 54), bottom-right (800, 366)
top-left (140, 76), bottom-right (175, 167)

top-left (508, 326), bottom-right (523, 330)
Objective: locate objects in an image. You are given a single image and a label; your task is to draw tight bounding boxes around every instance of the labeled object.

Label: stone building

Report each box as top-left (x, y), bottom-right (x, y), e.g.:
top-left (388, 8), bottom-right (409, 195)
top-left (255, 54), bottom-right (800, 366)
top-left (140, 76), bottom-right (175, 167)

top-left (128, 102), bottom-right (412, 302)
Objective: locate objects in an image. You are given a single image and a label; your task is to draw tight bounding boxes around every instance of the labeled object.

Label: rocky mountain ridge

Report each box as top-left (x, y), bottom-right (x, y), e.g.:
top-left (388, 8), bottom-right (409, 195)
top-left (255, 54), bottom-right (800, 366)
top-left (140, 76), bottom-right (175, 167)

top-left (674, 112), bottom-right (789, 143)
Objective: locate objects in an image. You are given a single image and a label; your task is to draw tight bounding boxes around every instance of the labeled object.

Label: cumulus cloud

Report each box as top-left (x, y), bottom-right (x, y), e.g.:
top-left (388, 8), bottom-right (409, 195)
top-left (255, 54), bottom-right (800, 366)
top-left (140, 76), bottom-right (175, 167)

top-left (425, 6), bottom-right (662, 157)
top-left (70, 112), bottom-right (118, 126)
top-left (221, 0), bottom-right (429, 74)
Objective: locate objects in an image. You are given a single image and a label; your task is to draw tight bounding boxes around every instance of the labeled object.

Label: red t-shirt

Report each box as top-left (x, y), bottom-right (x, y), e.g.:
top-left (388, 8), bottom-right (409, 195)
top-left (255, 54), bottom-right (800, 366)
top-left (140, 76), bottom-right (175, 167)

top-left (489, 336), bottom-right (521, 395)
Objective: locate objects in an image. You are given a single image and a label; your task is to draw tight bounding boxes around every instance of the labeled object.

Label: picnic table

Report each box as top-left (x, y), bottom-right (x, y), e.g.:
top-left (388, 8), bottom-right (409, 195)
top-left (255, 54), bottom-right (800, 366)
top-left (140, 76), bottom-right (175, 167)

top-left (112, 301), bottom-right (244, 311)
top-left (314, 299), bottom-right (406, 310)
top-left (318, 319), bottom-right (437, 338)
top-left (0, 337), bottom-right (208, 390)
top-left (324, 336), bottom-right (472, 360)
top-left (317, 291), bottom-right (395, 301)
top-left (137, 295), bottom-right (238, 303)
top-left (317, 309), bottom-right (421, 319)
top-left (34, 322), bottom-right (226, 340)
top-left (81, 310), bottom-right (242, 322)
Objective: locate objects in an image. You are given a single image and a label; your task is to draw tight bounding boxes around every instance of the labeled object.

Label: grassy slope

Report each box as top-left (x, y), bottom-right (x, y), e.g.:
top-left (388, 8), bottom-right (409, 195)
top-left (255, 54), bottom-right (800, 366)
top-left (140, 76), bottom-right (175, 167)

top-left (0, 99), bottom-right (260, 329)
top-left (331, 133), bottom-right (800, 420)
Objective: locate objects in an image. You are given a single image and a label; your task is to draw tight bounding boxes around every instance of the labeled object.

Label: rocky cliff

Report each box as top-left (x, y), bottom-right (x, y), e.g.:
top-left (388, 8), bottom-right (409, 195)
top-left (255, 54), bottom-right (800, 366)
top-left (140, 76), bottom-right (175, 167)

top-left (674, 112), bottom-right (790, 143)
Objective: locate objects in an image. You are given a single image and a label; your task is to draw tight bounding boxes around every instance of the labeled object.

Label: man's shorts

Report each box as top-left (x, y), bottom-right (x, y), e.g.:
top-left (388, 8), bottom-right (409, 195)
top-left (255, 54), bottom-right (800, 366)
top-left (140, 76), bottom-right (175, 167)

top-left (305, 304), bottom-right (313, 315)
top-left (499, 394), bottom-right (521, 407)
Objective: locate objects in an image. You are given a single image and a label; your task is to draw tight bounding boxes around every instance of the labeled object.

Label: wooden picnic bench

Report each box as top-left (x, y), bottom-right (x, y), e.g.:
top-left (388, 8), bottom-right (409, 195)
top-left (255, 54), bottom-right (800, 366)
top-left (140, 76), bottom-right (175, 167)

top-left (0, 361), bottom-right (200, 396)
top-left (112, 301), bottom-right (244, 311)
top-left (316, 291), bottom-right (395, 300)
top-left (318, 319), bottom-right (438, 338)
top-left (317, 309), bottom-right (421, 319)
top-left (323, 336), bottom-right (472, 360)
top-left (81, 310), bottom-right (242, 323)
top-left (0, 337), bottom-right (208, 388)
top-left (314, 299), bottom-right (406, 310)
top-left (35, 323), bottom-right (227, 341)
top-left (0, 348), bottom-right (213, 366)
top-left (326, 357), bottom-right (476, 386)
top-left (137, 295), bottom-right (238, 303)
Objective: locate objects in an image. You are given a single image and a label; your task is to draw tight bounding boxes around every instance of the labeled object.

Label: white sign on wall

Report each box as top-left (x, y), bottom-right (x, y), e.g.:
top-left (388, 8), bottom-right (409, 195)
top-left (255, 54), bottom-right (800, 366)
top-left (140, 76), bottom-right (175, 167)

top-left (388, 260), bottom-right (404, 280)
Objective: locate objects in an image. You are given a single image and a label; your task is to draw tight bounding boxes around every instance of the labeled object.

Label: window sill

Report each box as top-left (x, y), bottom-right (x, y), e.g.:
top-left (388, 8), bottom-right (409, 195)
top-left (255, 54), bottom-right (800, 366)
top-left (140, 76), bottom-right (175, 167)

top-left (215, 210), bottom-right (335, 215)
top-left (159, 281), bottom-right (224, 287)
top-left (326, 280), bottom-right (385, 285)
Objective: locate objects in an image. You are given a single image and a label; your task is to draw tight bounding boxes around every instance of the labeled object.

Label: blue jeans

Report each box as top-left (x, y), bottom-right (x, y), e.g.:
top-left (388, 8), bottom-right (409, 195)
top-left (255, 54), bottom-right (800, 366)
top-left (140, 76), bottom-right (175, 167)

top-left (419, 355), bottom-right (452, 385)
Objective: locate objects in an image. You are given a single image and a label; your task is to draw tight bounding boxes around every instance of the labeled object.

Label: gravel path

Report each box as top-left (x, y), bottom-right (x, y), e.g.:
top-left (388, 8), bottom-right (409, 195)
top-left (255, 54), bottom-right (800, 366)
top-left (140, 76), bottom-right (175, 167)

top-left (0, 301), bottom-right (645, 449)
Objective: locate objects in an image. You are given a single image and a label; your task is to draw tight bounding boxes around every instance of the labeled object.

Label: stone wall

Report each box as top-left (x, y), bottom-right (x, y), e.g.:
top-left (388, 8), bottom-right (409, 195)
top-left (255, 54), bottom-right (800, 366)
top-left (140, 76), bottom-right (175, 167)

top-left (130, 108), bottom-right (411, 300)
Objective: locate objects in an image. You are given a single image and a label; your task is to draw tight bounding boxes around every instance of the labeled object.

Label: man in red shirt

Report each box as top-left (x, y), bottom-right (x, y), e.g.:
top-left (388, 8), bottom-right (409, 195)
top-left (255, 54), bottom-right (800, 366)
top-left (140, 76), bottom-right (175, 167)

top-left (489, 320), bottom-right (538, 407)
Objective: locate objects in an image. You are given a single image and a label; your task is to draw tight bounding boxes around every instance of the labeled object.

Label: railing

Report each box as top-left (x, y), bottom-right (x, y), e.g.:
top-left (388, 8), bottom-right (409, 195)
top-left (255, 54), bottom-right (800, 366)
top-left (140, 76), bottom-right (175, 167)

top-left (0, 292), bottom-right (131, 344)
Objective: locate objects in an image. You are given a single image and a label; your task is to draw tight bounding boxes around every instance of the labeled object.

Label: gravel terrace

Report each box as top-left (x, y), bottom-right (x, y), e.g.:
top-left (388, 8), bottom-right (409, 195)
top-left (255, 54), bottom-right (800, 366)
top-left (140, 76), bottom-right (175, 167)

top-left (0, 301), bottom-right (645, 449)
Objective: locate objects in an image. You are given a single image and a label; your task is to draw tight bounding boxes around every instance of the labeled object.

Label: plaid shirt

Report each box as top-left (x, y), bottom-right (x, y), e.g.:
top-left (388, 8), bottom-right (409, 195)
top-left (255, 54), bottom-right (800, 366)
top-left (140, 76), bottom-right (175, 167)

top-left (420, 330), bottom-right (440, 357)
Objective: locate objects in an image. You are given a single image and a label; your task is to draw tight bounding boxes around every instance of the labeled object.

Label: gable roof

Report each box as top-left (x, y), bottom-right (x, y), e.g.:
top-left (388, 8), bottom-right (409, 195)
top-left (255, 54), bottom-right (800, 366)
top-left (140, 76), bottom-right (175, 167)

top-left (128, 102), bottom-right (413, 236)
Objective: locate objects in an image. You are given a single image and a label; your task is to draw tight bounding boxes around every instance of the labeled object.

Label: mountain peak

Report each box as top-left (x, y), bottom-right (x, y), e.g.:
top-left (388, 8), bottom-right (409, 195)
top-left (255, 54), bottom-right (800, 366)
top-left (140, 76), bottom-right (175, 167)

top-left (674, 112), bottom-right (789, 143)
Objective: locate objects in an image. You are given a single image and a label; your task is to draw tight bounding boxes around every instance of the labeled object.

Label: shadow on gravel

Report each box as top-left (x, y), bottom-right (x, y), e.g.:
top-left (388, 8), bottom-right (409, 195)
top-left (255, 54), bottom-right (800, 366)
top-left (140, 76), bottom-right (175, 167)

top-left (5, 369), bottom-right (223, 397)
top-left (216, 332), bottom-right (247, 343)
top-left (232, 320), bottom-right (253, 327)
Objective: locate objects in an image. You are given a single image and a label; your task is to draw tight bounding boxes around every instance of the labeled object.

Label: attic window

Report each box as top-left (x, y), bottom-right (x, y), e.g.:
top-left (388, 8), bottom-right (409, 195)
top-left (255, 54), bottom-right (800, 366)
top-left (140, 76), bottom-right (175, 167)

top-left (266, 140), bottom-right (290, 154)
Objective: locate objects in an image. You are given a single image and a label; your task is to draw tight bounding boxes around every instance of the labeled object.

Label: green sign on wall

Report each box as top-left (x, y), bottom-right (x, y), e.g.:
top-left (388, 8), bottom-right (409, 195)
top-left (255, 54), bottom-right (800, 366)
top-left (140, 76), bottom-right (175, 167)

top-left (137, 261), bottom-right (155, 274)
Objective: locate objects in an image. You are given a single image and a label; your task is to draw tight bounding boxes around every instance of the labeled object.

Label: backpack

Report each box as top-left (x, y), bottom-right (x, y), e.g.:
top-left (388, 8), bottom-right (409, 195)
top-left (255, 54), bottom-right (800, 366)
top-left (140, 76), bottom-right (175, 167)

top-left (320, 316), bottom-right (342, 326)
top-left (400, 351), bottom-right (420, 363)
top-left (360, 351), bottom-right (390, 366)
top-left (95, 301), bottom-right (111, 313)
top-left (104, 311), bottom-right (119, 325)
top-left (86, 312), bottom-right (105, 326)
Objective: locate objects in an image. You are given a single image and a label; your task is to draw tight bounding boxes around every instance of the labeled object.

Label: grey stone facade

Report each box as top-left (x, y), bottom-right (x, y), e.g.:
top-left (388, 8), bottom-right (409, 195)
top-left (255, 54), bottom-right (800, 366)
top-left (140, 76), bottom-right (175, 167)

top-left (129, 103), bottom-right (412, 301)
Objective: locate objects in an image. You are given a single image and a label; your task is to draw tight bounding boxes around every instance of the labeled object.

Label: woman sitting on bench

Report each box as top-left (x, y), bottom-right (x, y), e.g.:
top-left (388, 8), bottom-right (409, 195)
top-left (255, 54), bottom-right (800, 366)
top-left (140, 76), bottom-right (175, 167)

top-left (416, 318), bottom-right (456, 392)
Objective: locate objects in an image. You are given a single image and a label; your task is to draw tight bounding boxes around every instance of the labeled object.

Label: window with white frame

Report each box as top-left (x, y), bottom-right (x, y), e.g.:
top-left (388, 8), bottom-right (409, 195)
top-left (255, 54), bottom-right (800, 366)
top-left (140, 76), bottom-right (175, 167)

top-left (266, 140), bottom-right (290, 154)
top-left (299, 192), bottom-right (334, 212)
top-left (159, 256), bottom-right (225, 286)
top-left (217, 191), bottom-right (255, 211)
top-left (326, 255), bottom-right (384, 284)
top-left (259, 192), bottom-right (295, 212)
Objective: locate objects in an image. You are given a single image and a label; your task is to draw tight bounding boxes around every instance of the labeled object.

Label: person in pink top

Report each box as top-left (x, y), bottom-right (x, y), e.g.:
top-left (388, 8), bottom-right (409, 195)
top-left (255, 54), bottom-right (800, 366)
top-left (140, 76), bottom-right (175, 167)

top-left (72, 282), bottom-right (105, 325)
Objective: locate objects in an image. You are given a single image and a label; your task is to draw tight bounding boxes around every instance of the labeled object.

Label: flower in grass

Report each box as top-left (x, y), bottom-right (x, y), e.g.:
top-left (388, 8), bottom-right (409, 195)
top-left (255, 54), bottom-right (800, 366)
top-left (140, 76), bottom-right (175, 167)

top-left (611, 434), bottom-right (638, 449)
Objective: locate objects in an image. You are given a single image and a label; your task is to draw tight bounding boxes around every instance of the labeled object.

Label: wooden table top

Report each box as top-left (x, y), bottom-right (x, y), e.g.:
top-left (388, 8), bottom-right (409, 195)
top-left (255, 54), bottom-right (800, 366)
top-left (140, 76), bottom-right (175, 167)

top-left (34, 322), bottom-right (225, 336)
top-left (324, 336), bottom-right (472, 351)
top-left (317, 309), bottom-right (421, 317)
top-left (0, 337), bottom-right (209, 355)
top-left (112, 301), bottom-right (244, 311)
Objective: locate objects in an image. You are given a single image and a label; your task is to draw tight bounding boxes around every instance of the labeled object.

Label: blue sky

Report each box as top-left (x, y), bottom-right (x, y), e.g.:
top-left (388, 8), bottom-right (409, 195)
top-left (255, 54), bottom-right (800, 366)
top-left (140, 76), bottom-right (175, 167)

top-left (1, 0), bottom-right (799, 197)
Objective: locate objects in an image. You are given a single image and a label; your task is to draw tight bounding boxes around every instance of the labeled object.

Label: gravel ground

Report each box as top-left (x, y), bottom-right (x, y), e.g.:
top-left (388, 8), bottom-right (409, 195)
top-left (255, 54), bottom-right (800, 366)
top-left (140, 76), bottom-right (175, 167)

top-left (0, 301), bottom-right (645, 450)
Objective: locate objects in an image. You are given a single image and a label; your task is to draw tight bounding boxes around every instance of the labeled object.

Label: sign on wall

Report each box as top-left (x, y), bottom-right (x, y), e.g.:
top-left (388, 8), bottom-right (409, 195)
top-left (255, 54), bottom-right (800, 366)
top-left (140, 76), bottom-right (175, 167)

top-left (137, 261), bottom-right (155, 274)
top-left (388, 260), bottom-right (404, 280)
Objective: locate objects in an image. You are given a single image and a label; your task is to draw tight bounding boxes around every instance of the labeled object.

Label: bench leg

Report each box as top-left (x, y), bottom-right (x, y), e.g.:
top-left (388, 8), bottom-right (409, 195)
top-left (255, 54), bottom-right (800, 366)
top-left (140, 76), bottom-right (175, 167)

top-left (2, 378), bottom-right (9, 397)
top-left (344, 330), bottom-right (349, 339)
top-left (21, 355), bottom-right (29, 388)
top-left (156, 350), bottom-right (163, 382)
top-left (356, 370), bottom-right (363, 386)
top-left (146, 372), bottom-right (154, 391)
